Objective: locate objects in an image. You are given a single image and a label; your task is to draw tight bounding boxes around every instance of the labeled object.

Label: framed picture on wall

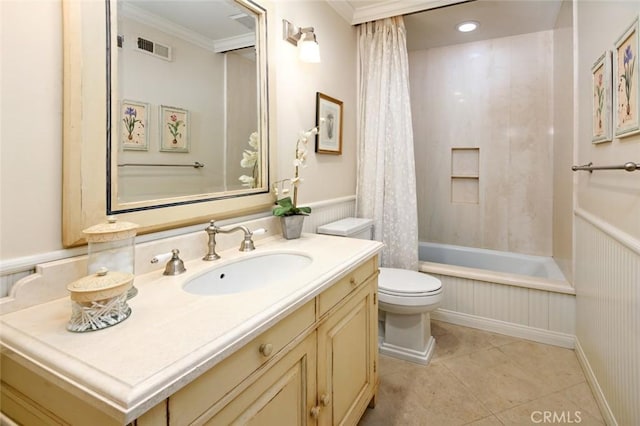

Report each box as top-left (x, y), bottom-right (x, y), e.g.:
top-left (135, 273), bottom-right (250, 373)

top-left (614, 15), bottom-right (639, 138)
top-left (591, 51), bottom-right (612, 143)
top-left (121, 100), bottom-right (149, 151)
top-left (160, 105), bottom-right (189, 152)
top-left (315, 92), bottom-right (343, 154)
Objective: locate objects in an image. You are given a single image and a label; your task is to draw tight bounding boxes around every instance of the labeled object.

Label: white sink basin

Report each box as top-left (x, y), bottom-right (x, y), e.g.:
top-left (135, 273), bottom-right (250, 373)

top-left (183, 252), bottom-right (312, 295)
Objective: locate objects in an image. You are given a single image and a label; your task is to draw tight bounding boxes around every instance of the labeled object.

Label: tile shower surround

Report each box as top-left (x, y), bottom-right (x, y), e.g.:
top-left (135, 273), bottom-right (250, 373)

top-left (411, 30), bottom-right (554, 256)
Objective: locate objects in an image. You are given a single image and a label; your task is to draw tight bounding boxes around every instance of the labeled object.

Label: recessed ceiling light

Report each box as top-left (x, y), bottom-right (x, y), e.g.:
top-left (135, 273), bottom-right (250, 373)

top-left (457, 21), bottom-right (479, 33)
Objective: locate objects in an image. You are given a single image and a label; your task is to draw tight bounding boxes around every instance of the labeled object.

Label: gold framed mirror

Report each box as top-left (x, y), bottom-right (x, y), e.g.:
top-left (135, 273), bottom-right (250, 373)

top-left (62, 0), bottom-right (275, 247)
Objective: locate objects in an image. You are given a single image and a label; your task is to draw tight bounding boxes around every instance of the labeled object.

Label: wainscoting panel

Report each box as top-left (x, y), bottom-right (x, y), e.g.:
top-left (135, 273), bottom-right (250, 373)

top-left (574, 211), bottom-right (640, 426)
top-left (302, 196), bottom-right (356, 233)
top-left (431, 273), bottom-right (576, 348)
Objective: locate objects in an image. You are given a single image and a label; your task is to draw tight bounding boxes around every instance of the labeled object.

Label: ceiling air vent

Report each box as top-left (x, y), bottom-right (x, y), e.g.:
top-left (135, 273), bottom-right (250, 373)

top-left (136, 37), bottom-right (172, 61)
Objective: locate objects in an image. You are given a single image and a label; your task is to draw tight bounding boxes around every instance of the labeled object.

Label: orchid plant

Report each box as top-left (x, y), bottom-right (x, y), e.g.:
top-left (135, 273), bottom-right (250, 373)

top-left (272, 126), bottom-right (319, 216)
top-left (239, 132), bottom-right (260, 188)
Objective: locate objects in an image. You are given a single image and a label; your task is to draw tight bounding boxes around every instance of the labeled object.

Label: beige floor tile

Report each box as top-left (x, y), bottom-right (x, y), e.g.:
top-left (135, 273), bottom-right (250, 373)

top-left (359, 356), bottom-right (491, 425)
top-left (497, 340), bottom-right (585, 394)
top-left (495, 389), bottom-right (605, 425)
top-left (463, 415), bottom-right (504, 425)
top-left (556, 382), bottom-right (605, 424)
top-left (442, 347), bottom-right (548, 413)
top-left (360, 322), bottom-right (604, 426)
top-left (431, 321), bottom-right (518, 362)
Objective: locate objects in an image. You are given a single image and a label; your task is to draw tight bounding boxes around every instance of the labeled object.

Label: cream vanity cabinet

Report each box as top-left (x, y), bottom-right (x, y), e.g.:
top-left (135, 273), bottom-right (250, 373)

top-left (0, 255), bottom-right (379, 426)
top-left (169, 256), bottom-right (379, 425)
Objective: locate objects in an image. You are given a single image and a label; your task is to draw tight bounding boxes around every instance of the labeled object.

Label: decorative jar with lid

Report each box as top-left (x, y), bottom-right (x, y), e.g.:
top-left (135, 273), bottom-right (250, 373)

top-left (66, 268), bottom-right (133, 332)
top-left (83, 216), bottom-right (139, 298)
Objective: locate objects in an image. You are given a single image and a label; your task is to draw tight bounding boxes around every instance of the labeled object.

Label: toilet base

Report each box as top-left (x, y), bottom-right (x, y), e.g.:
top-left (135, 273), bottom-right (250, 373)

top-left (379, 335), bottom-right (436, 365)
top-left (378, 310), bottom-right (437, 365)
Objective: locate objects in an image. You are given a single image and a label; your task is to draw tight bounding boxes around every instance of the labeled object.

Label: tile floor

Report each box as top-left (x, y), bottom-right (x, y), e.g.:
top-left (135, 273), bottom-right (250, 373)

top-left (359, 321), bottom-right (605, 426)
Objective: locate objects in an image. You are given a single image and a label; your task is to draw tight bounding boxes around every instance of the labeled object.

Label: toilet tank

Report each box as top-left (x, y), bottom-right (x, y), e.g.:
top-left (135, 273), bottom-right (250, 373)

top-left (317, 218), bottom-right (374, 240)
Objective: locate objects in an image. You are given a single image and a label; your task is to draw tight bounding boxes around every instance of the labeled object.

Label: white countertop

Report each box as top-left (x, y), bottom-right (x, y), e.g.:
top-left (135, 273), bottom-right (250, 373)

top-left (0, 233), bottom-right (382, 423)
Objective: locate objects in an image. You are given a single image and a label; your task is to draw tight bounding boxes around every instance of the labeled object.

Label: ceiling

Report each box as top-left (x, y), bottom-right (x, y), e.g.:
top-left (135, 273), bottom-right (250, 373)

top-left (123, 0), bottom-right (565, 53)
top-left (334, 0), bottom-right (565, 51)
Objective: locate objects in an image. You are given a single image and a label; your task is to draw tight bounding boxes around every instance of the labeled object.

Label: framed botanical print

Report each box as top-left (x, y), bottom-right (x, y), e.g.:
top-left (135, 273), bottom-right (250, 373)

top-left (315, 92), bottom-right (343, 154)
top-left (160, 105), bottom-right (189, 152)
top-left (591, 51), bottom-right (612, 143)
top-left (614, 16), bottom-right (639, 138)
top-left (121, 100), bottom-right (149, 151)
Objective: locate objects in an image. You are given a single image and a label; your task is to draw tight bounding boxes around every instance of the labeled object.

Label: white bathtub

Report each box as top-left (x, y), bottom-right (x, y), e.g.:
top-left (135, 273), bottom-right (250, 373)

top-left (419, 242), bottom-right (572, 294)
top-left (418, 242), bottom-right (576, 348)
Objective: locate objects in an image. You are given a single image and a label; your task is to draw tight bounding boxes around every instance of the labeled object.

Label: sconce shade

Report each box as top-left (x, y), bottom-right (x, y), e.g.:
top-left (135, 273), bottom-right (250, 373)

top-left (298, 31), bottom-right (321, 63)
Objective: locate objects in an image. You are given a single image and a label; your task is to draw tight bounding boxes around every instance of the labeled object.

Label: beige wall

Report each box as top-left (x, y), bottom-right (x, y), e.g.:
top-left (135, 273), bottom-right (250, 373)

top-left (0, 0), bottom-right (357, 262)
top-left (574, 2), bottom-right (640, 424)
top-left (552, 0), bottom-right (574, 281)
top-left (411, 31), bottom-right (555, 256)
top-left (575, 2), bottom-right (640, 240)
top-left (0, 1), bottom-right (63, 260)
top-left (117, 15), bottom-right (226, 201)
top-left (273, 1), bottom-right (358, 207)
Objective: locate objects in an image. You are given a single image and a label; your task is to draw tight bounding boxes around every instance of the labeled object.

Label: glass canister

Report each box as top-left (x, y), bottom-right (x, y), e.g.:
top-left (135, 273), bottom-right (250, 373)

top-left (83, 216), bottom-right (139, 299)
top-left (66, 268), bottom-right (133, 332)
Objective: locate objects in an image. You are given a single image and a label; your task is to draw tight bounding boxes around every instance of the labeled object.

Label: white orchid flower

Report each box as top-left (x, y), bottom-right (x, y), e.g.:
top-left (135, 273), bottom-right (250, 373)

top-left (248, 132), bottom-right (259, 149)
top-left (238, 175), bottom-right (255, 187)
top-left (241, 149), bottom-right (258, 168)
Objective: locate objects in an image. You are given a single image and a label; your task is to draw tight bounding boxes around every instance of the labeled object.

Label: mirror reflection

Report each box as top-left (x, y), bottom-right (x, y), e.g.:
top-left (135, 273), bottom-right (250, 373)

top-left (112, 0), bottom-right (263, 207)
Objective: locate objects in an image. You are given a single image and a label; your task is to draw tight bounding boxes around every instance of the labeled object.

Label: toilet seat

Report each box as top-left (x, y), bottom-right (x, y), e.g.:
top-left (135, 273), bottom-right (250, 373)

top-left (378, 267), bottom-right (442, 312)
top-left (378, 267), bottom-right (442, 296)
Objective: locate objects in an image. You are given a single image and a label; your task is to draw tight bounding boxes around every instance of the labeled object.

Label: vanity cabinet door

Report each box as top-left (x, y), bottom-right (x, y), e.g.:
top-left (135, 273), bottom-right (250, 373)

top-left (200, 332), bottom-right (317, 426)
top-left (316, 278), bottom-right (378, 426)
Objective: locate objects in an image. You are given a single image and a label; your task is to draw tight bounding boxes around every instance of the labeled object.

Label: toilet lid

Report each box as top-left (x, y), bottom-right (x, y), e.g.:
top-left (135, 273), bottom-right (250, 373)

top-left (378, 267), bottom-right (442, 296)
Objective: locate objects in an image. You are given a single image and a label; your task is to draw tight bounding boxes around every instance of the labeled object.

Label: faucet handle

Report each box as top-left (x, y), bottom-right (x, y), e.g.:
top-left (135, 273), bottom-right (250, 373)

top-left (152, 249), bottom-right (186, 275)
top-left (205, 220), bottom-right (219, 232)
top-left (163, 249), bottom-right (186, 275)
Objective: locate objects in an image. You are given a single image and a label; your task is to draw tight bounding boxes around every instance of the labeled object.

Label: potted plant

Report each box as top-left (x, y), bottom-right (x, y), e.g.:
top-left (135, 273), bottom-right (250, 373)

top-left (272, 126), bottom-right (318, 239)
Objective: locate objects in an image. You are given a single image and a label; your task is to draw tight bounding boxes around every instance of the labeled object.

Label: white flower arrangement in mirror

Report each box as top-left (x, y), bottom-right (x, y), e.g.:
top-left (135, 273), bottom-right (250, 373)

top-left (239, 131), bottom-right (260, 188)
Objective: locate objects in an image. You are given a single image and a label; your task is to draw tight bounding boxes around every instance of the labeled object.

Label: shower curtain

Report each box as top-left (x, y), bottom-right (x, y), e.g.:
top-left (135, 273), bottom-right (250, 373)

top-left (356, 16), bottom-right (419, 271)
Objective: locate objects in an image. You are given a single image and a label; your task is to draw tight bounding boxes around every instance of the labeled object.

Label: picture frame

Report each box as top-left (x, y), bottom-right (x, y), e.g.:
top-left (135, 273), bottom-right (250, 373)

top-left (614, 15), bottom-right (639, 138)
top-left (121, 100), bottom-right (149, 151)
top-left (315, 92), bottom-right (343, 154)
top-left (591, 51), bottom-right (612, 143)
top-left (160, 105), bottom-right (189, 152)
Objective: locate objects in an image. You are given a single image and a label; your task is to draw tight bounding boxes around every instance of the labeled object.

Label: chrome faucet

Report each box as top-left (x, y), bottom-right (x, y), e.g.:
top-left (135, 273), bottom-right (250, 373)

top-left (203, 220), bottom-right (266, 261)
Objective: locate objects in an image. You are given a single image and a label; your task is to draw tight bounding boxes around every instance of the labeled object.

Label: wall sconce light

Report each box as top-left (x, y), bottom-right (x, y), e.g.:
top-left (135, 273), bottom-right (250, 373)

top-left (283, 19), bottom-right (321, 63)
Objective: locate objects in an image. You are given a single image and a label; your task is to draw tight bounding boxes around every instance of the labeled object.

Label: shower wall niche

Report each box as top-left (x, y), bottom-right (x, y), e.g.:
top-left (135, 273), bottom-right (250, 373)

top-left (451, 147), bottom-right (479, 204)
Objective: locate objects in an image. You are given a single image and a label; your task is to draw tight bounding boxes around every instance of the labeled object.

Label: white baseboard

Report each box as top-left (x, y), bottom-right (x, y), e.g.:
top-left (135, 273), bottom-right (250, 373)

top-left (574, 338), bottom-right (617, 426)
top-left (432, 309), bottom-right (575, 349)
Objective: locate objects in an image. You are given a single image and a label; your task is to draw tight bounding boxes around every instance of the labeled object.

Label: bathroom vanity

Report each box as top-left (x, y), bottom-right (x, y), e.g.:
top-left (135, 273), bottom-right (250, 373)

top-left (0, 234), bottom-right (382, 425)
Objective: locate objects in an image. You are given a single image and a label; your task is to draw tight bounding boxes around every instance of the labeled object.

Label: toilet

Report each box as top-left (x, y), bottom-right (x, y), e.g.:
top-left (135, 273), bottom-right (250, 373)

top-left (317, 218), bottom-right (442, 365)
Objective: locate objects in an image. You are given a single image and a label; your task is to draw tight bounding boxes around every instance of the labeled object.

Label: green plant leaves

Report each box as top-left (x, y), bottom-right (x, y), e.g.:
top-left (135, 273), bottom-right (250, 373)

top-left (272, 197), bottom-right (311, 217)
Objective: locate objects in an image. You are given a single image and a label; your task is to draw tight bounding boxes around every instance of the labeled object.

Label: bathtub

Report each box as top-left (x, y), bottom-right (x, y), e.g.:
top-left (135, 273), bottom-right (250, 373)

top-left (418, 242), bottom-right (572, 294)
top-left (417, 242), bottom-right (575, 348)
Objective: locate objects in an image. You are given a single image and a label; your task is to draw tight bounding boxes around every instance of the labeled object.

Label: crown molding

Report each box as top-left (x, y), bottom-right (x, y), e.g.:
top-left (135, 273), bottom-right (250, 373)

top-left (327, 0), bottom-right (466, 25)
